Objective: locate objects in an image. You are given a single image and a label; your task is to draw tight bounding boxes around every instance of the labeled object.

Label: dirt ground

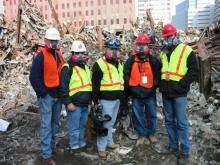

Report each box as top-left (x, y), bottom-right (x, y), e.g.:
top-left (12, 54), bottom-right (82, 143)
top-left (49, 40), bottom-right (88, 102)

top-left (0, 99), bottom-right (220, 165)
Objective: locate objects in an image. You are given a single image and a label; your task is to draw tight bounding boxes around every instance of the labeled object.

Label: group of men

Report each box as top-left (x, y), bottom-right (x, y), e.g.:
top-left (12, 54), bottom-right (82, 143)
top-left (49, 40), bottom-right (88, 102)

top-left (29, 23), bottom-right (199, 165)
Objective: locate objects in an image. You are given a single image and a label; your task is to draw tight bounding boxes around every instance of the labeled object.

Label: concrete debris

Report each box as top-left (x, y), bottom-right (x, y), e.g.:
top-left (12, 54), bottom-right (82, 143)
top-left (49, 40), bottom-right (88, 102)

top-left (156, 112), bottom-right (163, 120)
top-left (197, 19), bottom-right (220, 99)
top-left (212, 81), bottom-right (220, 93)
top-left (115, 146), bottom-right (132, 155)
top-left (213, 122), bottom-right (220, 130)
top-left (78, 152), bottom-right (99, 161)
top-left (178, 28), bottom-right (201, 44)
top-left (187, 83), bottom-right (207, 110)
top-left (0, 118), bottom-right (10, 132)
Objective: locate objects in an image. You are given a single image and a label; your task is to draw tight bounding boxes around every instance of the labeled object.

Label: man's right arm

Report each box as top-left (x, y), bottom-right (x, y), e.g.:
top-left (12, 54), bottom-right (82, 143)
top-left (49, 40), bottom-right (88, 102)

top-left (92, 62), bottom-right (103, 104)
top-left (123, 56), bottom-right (134, 97)
top-left (29, 53), bottom-right (47, 98)
top-left (123, 56), bottom-right (133, 87)
top-left (59, 66), bottom-right (72, 105)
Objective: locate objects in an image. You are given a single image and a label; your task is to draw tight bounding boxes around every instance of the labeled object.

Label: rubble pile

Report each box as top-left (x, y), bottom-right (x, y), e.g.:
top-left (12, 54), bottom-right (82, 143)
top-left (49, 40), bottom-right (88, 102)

top-left (208, 22), bottom-right (220, 95)
top-left (187, 83), bottom-right (220, 164)
top-left (21, 0), bottom-right (48, 41)
top-left (0, 1), bottom-right (49, 118)
top-left (193, 20), bottom-right (220, 99)
top-left (178, 28), bottom-right (201, 44)
top-left (0, 110), bottom-right (40, 164)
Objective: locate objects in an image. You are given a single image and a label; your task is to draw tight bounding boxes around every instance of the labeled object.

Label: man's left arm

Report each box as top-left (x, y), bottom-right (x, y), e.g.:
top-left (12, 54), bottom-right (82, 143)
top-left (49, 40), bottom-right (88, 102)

top-left (151, 55), bottom-right (162, 88)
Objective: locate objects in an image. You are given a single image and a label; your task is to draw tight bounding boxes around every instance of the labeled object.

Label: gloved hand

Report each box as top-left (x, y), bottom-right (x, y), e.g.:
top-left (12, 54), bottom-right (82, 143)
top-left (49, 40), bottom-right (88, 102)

top-left (96, 103), bottom-right (103, 111)
top-left (92, 100), bottom-right (102, 111)
top-left (61, 109), bottom-right (67, 117)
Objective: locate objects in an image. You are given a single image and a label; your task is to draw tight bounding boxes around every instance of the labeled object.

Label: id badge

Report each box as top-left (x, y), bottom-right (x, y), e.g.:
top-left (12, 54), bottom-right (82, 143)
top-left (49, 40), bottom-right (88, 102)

top-left (142, 76), bottom-right (148, 84)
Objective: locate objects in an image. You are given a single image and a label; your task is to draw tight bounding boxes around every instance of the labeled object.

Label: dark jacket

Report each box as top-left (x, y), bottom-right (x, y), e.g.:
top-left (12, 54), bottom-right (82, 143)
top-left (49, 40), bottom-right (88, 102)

top-left (124, 54), bottom-right (161, 99)
top-left (59, 61), bottom-right (92, 106)
top-left (159, 44), bottom-right (199, 98)
top-left (92, 58), bottom-right (123, 104)
top-left (29, 52), bottom-right (60, 98)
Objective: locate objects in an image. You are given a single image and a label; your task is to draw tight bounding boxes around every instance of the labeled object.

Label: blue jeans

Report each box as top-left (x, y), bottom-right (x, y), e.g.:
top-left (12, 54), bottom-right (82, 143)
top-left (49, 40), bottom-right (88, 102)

top-left (67, 106), bottom-right (89, 149)
top-left (97, 99), bottom-right (120, 151)
top-left (37, 94), bottom-right (62, 159)
top-left (162, 94), bottom-right (190, 154)
top-left (132, 96), bottom-right (157, 137)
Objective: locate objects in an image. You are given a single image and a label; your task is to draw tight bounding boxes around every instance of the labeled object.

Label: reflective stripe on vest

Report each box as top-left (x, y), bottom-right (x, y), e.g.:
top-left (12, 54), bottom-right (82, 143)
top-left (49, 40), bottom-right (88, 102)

top-left (129, 57), bottom-right (153, 88)
top-left (97, 57), bottom-right (124, 91)
top-left (42, 48), bottom-right (65, 87)
top-left (160, 43), bottom-right (192, 81)
top-left (66, 64), bottom-right (92, 96)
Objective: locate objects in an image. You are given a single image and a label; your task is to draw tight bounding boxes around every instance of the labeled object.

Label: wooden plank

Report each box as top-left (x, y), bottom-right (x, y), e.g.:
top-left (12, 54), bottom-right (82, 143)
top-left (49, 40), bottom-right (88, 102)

top-left (198, 57), bottom-right (212, 96)
top-left (97, 26), bottom-right (103, 50)
top-left (16, 0), bottom-right (22, 45)
top-left (47, 0), bottom-right (63, 36)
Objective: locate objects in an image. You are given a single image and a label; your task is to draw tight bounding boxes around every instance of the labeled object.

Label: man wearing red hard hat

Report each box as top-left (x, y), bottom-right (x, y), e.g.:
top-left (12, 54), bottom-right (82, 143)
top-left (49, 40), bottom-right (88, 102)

top-left (124, 32), bottom-right (160, 146)
top-left (159, 24), bottom-right (199, 161)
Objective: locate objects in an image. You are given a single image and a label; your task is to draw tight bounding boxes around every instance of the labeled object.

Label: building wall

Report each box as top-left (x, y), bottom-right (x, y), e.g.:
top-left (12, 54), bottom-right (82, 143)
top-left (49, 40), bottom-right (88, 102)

top-left (214, 0), bottom-right (220, 22)
top-left (136, 0), bottom-right (172, 24)
top-left (0, 0), bottom-right (4, 14)
top-left (4, 0), bottom-right (135, 30)
top-left (171, 0), bottom-right (188, 30)
top-left (187, 0), bottom-right (214, 28)
top-left (5, 0), bottom-right (19, 19)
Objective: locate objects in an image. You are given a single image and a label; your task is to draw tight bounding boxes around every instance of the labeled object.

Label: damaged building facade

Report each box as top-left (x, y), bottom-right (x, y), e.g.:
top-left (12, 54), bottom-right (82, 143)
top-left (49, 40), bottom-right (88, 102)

top-left (4, 0), bottom-right (135, 30)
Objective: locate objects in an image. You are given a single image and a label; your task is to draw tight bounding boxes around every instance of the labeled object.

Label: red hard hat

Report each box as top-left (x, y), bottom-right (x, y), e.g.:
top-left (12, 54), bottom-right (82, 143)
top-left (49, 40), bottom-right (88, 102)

top-left (135, 33), bottom-right (150, 44)
top-left (162, 24), bottom-right (177, 37)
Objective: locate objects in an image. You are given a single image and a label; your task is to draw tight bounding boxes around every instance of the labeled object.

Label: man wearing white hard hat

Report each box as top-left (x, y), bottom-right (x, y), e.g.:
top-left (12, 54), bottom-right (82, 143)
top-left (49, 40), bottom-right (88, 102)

top-left (60, 40), bottom-right (91, 153)
top-left (29, 27), bottom-right (65, 165)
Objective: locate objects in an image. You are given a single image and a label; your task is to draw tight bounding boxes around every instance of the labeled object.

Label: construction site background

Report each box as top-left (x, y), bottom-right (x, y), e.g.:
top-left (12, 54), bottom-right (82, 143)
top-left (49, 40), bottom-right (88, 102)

top-left (0, 0), bottom-right (220, 165)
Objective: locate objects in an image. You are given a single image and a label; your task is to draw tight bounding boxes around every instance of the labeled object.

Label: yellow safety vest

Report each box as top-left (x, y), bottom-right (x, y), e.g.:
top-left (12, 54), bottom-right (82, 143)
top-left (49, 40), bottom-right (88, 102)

top-left (62, 64), bottom-right (92, 96)
top-left (160, 43), bottom-right (193, 81)
top-left (97, 57), bottom-right (124, 91)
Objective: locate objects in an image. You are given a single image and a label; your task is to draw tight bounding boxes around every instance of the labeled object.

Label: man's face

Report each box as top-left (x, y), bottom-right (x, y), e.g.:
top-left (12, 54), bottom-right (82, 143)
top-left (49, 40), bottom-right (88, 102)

top-left (45, 39), bottom-right (60, 50)
top-left (106, 48), bottom-right (121, 61)
top-left (71, 52), bottom-right (89, 64)
top-left (135, 43), bottom-right (150, 61)
top-left (136, 44), bottom-right (148, 54)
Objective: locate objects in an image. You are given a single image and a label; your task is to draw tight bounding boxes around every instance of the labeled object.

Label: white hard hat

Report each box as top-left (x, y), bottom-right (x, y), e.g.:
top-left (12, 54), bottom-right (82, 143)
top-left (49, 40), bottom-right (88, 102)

top-left (45, 27), bottom-right (61, 40)
top-left (71, 40), bottom-right (87, 52)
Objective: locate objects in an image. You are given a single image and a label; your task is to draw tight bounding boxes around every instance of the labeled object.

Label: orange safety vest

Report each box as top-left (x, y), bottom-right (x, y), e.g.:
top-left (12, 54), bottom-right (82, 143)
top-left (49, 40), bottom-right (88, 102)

top-left (129, 57), bottom-right (153, 88)
top-left (42, 48), bottom-right (65, 88)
